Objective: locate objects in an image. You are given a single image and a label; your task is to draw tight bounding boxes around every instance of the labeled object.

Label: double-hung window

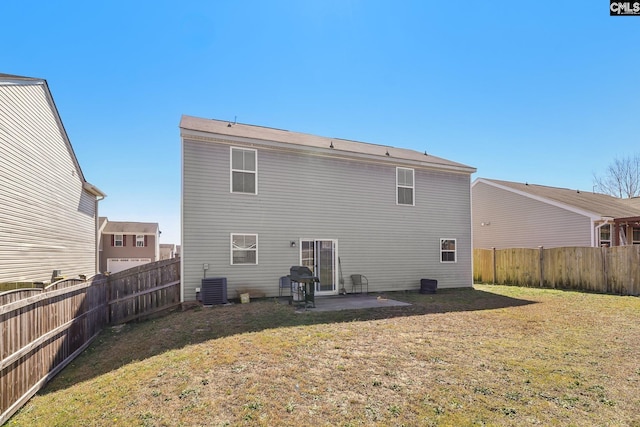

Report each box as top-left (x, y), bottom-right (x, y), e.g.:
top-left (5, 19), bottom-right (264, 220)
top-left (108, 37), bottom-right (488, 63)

top-left (633, 227), bottom-right (640, 245)
top-left (231, 234), bottom-right (258, 265)
top-left (136, 235), bottom-right (145, 247)
top-left (397, 167), bottom-right (414, 205)
top-left (231, 147), bottom-right (257, 194)
top-left (114, 234), bottom-right (124, 247)
top-left (440, 238), bottom-right (457, 263)
top-left (600, 224), bottom-right (611, 247)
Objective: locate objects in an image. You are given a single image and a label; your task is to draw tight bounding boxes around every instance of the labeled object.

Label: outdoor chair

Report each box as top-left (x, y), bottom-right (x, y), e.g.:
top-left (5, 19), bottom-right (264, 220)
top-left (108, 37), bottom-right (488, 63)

top-left (279, 276), bottom-right (291, 297)
top-left (350, 274), bottom-right (368, 294)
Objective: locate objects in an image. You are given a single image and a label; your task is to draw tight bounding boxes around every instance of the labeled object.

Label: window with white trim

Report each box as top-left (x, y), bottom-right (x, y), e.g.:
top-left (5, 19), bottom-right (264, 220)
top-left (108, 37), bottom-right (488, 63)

top-left (114, 234), bottom-right (123, 247)
top-left (231, 147), bottom-right (257, 194)
top-left (397, 167), bottom-right (414, 205)
top-left (600, 224), bottom-right (611, 247)
top-left (440, 238), bottom-right (456, 263)
top-left (136, 235), bottom-right (145, 247)
top-left (231, 234), bottom-right (258, 265)
top-left (633, 227), bottom-right (640, 245)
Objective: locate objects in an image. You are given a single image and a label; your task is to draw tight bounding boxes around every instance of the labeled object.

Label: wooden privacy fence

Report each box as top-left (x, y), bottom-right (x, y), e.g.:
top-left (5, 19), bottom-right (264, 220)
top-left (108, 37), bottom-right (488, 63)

top-left (474, 246), bottom-right (640, 296)
top-left (107, 258), bottom-right (181, 325)
top-left (0, 258), bottom-right (180, 425)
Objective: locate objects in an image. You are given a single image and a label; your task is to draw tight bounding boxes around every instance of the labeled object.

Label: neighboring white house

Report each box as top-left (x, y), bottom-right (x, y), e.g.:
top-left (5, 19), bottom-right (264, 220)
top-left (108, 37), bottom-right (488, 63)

top-left (98, 217), bottom-right (160, 274)
top-left (180, 115), bottom-right (476, 301)
top-left (472, 178), bottom-right (640, 249)
top-left (0, 73), bottom-right (105, 283)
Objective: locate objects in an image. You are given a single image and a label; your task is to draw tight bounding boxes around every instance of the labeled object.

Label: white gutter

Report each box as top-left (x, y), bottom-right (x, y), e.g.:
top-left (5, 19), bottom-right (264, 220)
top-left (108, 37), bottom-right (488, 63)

top-left (83, 182), bottom-right (106, 198)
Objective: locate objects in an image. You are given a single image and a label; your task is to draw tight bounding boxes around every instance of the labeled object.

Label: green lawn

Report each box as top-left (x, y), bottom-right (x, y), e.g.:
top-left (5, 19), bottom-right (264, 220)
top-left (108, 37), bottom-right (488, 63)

top-left (9, 285), bottom-right (640, 426)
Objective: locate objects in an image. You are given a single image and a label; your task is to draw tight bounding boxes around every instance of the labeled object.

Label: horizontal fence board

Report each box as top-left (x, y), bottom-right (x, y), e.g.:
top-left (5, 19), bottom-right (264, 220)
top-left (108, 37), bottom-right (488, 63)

top-left (474, 246), bottom-right (640, 296)
top-left (1, 258), bottom-right (180, 425)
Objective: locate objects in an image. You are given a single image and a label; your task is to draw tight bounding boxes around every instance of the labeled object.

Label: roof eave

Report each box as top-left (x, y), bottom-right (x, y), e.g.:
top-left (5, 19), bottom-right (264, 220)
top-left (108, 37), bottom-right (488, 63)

top-left (83, 182), bottom-right (106, 198)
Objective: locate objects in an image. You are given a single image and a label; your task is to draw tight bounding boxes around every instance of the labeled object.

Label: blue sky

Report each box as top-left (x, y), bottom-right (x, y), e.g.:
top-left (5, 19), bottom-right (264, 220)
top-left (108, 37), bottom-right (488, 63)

top-left (3, 1), bottom-right (639, 244)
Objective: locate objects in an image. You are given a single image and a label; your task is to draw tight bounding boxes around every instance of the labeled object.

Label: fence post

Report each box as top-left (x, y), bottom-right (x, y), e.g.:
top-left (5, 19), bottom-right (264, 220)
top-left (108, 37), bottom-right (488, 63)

top-left (538, 246), bottom-right (544, 288)
top-left (492, 247), bottom-right (496, 284)
top-left (603, 246), bottom-right (609, 293)
top-left (106, 274), bottom-right (112, 324)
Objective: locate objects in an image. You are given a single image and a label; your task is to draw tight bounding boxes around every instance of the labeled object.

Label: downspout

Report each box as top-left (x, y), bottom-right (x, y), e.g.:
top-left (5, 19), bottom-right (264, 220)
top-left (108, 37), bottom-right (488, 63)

top-left (180, 134), bottom-right (185, 303)
top-left (95, 195), bottom-right (105, 274)
top-left (156, 229), bottom-right (161, 262)
top-left (84, 182), bottom-right (106, 275)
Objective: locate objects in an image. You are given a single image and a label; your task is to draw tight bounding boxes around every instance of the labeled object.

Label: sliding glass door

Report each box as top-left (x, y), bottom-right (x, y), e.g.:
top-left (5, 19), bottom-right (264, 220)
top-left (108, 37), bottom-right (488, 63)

top-left (300, 239), bottom-right (337, 295)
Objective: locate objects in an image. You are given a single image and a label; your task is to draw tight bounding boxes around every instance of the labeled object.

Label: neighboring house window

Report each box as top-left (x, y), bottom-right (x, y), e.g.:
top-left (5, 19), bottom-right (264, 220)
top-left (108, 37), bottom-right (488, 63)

top-left (440, 238), bottom-right (456, 263)
top-left (633, 227), bottom-right (640, 245)
top-left (397, 167), bottom-right (414, 205)
top-left (114, 234), bottom-right (124, 247)
top-left (231, 234), bottom-right (258, 265)
top-left (600, 224), bottom-right (611, 247)
top-left (231, 147), bottom-right (257, 194)
top-left (136, 235), bottom-right (146, 247)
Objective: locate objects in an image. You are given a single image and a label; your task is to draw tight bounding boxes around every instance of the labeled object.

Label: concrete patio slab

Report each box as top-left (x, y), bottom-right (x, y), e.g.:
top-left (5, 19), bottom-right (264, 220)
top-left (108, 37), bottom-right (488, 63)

top-left (293, 294), bottom-right (411, 312)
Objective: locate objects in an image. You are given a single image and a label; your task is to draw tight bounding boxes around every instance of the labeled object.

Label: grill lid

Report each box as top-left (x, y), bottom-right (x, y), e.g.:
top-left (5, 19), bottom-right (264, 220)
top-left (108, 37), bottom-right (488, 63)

top-left (289, 266), bottom-right (318, 281)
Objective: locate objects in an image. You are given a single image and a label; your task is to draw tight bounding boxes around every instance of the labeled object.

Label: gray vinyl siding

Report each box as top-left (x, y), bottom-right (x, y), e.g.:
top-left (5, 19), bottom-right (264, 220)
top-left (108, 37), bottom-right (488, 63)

top-left (0, 82), bottom-right (97, 283)
top-left (472, 181), bottom-right (592, 249)
top-left (182, 137), bottom-right (473, 301)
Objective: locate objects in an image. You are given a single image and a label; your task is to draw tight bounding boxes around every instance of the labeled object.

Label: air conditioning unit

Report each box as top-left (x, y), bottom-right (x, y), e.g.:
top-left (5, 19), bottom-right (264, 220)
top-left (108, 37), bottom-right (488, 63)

top-left (420, 278), bottom-right (437, 294)
top-left (201, 277), bottom-right (228, 305)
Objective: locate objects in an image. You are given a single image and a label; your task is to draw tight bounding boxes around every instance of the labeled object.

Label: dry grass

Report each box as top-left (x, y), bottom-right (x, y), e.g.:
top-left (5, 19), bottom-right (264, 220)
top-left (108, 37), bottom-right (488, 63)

top-left (0, 282), bottom-right (44, 292)
top-left (9, 285), bottom-right (640, 426)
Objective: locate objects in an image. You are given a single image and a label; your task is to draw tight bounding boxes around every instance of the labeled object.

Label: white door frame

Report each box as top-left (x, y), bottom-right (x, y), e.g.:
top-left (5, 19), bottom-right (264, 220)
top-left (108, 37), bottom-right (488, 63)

top-left (299, 238), bottom-right (338, 296)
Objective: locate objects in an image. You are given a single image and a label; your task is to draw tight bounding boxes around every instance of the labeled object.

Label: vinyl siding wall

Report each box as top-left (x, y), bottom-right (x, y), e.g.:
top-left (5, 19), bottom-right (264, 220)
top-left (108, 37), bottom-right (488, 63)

top-left (472, 181), bottom-right (592, 249)
top-left (99, 234), bottom-right (158, 272)
top-left (0, 83), bottom-right (97, 283)
top-left (182, 136), bottom-right (473, 301)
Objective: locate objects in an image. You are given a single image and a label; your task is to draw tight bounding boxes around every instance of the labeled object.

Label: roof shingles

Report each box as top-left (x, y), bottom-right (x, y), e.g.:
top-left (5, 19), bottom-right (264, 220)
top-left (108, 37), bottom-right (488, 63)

top-left (180, 115), bottom-right (476, 173)
top-left (480, 179), bottom-right (640, 219)
top-left (102, 221), bottom-right (159, 235)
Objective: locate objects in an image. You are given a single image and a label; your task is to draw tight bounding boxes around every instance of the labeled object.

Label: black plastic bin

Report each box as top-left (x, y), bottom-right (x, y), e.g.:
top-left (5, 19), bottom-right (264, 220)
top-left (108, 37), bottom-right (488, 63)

top-left (420, 279), bottom-right (437, 294)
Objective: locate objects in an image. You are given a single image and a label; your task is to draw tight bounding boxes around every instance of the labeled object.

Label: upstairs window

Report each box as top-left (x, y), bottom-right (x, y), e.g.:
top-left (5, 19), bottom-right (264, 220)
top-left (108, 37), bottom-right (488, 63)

top-left (136, 235), bottom-right (146, 247)
top-left (231, 234), bottom-right (258, 265)
top-left (397, 167), bottom-right (414, 205)
top-left (231, 147), bottom-right (257, 194)
top-left (440, 238), bottom-right (457, 263)
top-left (114, 234), bottom-right (124, 247)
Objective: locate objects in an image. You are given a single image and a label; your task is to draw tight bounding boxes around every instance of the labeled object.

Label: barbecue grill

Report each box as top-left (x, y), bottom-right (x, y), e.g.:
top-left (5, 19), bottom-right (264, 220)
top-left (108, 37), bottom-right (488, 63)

top-left (289, 266), bottom-right (318, 308)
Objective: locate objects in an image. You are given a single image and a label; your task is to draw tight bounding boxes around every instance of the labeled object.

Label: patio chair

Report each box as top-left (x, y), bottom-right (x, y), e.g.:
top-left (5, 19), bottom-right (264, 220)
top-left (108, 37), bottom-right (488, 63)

top-left (279, 276), bottom-right (291, 297)
top-left (350, 274), bottom-right (368, 294)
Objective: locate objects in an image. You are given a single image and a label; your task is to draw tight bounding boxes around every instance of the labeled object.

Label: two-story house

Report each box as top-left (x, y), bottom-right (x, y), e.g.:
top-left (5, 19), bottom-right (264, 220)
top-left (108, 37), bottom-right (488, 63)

top-left (0, 73), bottom-right (105, 284)
top-left (180, 115), bottom-right (476, 301)
top-left (98, 217), bottom-right (160, 273)
top-left (160, 243), bottom-right (177, 260)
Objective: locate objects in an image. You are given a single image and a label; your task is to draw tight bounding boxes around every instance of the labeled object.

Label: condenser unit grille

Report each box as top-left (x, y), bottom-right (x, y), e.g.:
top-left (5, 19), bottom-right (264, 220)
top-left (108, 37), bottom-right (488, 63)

top-left (201, 277), bottom-right (228, 305)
